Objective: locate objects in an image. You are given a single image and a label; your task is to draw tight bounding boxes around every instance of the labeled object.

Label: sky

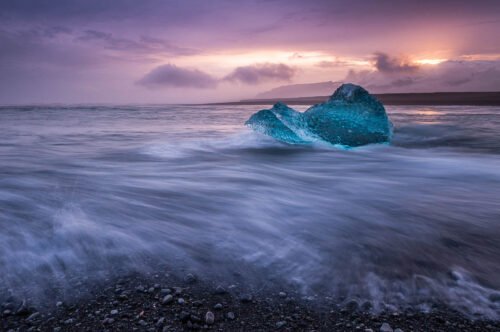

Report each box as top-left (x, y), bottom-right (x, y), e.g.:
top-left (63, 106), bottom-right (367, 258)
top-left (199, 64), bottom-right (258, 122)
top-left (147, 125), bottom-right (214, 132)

top-left (1, 0), bottom-right (500, 104)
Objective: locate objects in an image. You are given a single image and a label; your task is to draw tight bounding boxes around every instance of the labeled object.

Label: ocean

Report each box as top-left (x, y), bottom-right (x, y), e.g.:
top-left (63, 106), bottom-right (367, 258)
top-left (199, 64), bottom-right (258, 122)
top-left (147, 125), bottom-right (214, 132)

top-left (1, 104), bottom-right (499, 319)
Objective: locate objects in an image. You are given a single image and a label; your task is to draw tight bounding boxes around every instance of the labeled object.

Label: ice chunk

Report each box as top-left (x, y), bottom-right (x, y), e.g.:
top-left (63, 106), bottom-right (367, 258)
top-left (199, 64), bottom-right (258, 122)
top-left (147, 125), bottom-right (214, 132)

top-left (304, 83), bottom-right (393, 146)
top-left (245, 84), bottom-right (393, 147)
top-left (244, 102), bottom-right (310, 144)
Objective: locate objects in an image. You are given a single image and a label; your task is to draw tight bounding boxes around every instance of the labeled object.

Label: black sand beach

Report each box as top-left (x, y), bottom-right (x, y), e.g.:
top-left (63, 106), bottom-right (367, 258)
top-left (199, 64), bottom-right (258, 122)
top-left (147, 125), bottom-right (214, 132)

top-left (209, 92), bottom-right (500, 106)
top-left (2, 270), bottom-right (500, 332)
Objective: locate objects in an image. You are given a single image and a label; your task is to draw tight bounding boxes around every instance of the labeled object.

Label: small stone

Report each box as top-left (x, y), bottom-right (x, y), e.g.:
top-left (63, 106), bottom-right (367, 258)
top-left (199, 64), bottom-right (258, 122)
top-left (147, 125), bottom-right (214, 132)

top-left (56, 301), bottom-right (63, 307)
top-left (138, 320), bottom-right (147, 326)
top-left (214, 285), bottom-right (226, 294)
top-left (103, 318), bottom-right (115, 325)
top-left (26, 312), bottom-right (40, 321)
top-left (226, 312), bottom-right (235, 320)
top-left (214, 303), bottom-right (223, 310)
top-left (276, 321), bottom-right (287, 328)
top-left (394, 329), bottom-right (404, 332)
top-left (2, 302), bottom-right (13, 309)
top-left (365, 329), bottom-right (374, 332)
top-left (177, 298), bottom-right (185, 305)
top-left (154, 283), bottom-right (161, 289)
top-left (156, 317), bottom-right (165, 326)
top-left (148, 287), bottom-right (155, 293)
top-left (110, 309), bottom-right (119, 315)
top-left (205, 311), bottom-right (215, 325)
top-left (380, 323), bottom-right (393, 332)
top-left (3, 309), bottom-right (11, 316)
top-left (279, 292), bottom-right (287, 298)
top-left (162, 327), bottom-right (169, 332)
top-left (53, 328), bottom-right (61, 332)
top-left (162, 295), bottom-right (173, 304)
top-left (161, 289), bottom-right (171, 295)
top-left (64, 318), bottom-right (75, 325)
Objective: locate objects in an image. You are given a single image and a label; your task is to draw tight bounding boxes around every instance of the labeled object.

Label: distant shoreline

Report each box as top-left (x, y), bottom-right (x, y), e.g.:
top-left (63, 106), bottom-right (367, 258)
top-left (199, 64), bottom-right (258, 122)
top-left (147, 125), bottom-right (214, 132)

top-left (207, 91), bottom-right (500, 106)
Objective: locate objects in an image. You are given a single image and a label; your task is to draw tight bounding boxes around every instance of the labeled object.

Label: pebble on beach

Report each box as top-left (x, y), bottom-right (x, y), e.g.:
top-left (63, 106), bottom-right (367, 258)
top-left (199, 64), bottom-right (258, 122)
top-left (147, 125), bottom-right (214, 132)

top-left (380, 322), bottom-right (393, 332)
top-left (162, 294), bottom-right (173, 304)
top-left (205, 311), bottom-right (215, 325)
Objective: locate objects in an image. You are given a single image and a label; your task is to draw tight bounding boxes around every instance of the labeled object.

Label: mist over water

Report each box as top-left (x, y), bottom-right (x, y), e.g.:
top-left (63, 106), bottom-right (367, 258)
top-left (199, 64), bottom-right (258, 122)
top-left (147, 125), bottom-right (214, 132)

top-left (1, 104), bottom-right (500, 318)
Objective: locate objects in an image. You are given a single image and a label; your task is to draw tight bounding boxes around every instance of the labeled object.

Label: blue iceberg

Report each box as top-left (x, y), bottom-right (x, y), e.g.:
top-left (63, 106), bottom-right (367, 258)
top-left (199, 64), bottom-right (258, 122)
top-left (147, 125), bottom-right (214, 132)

top-left (245, 83), bottom-right (393, 147)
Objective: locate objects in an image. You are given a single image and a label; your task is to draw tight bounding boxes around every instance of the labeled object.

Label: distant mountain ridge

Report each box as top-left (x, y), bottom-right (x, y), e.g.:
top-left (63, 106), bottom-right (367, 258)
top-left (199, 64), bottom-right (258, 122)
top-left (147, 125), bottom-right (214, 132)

top-left (215, 91), bottom-right (500, 106)
top-left (256, 81), bottom-right (341, 99)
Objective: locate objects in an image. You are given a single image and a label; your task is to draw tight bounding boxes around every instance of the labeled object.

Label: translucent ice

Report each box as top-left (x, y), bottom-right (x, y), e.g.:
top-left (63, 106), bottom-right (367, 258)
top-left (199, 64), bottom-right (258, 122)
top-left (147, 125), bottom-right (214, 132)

top-left (245, 83), bottom-right (393, 147)
top-left (244, 102), bottom-right (310, 144)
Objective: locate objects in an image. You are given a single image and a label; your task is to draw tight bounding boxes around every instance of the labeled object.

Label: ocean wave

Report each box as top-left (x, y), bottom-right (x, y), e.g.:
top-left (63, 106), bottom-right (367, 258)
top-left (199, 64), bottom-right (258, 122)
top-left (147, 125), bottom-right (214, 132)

top-left (1, 104), bottom-right (500, 319)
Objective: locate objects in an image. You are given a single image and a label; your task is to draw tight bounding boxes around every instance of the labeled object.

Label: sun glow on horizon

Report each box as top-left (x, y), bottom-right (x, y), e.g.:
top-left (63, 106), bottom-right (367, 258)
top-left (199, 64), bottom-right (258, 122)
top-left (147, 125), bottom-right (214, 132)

top-left (414, 58), bottom-right (447, 65)
top-left (172, 51), bottom-right (372, 70)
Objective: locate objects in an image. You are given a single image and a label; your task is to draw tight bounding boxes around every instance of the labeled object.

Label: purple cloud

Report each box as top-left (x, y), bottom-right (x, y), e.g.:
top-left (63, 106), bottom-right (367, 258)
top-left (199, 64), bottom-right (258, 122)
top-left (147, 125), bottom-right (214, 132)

top-left (223, 63), bottom-right (296, 85)
top-left (315, 60), bottom-right (352, 68)
top-left (137, 64), bottom-right (218, 89)
top-left (77, 30), bottom-right (197, 56)
top-left (373, 52), bottom-right (419, 74)
top-left (345, 58), bottom-right (500, 93)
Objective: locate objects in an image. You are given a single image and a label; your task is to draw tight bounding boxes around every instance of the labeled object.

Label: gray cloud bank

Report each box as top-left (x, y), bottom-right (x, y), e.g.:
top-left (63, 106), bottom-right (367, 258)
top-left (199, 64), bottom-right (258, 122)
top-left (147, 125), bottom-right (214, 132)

top-left (138, 63), bottom-right (296, 89)
top-left (137, 64), bottom-right (218, 89)
top-left (223, 63), bottom-right (296, 85)
top-left (77, 30), bottom-right (198, 56)
top-left (347, 55), bottom-right (500, 93)
top-left (372, 52), bottom-right (419, 74)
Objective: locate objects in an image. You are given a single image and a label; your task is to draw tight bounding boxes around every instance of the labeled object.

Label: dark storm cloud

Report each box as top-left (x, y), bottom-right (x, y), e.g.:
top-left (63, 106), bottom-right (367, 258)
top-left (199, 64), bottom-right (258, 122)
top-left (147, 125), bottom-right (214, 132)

top-left (1, 1), bottom-right (500, 55)
top-left (438, 60), bottom-right (500, 89)
top-left (137, 64), bottom-right (218, 89)
top-left (0, 27), bottom-right (101, 67)
top-left (3, 1), bottom-right (497, 49)
top-left (223, 63), bottom-right (296, 85)
top-left (77, 30), bottom-right (198, 56)
top-left (373, 52), bottom-right (419, 74)
top-left (345, 60), bottom-right (500, 93)
top-left (0, 25), bottom-right (197, 70)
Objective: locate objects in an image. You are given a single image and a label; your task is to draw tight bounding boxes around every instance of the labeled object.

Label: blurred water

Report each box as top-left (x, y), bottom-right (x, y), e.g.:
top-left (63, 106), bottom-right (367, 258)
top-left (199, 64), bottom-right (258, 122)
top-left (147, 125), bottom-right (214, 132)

top-left (1, 104), bottom-right (500, 318)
